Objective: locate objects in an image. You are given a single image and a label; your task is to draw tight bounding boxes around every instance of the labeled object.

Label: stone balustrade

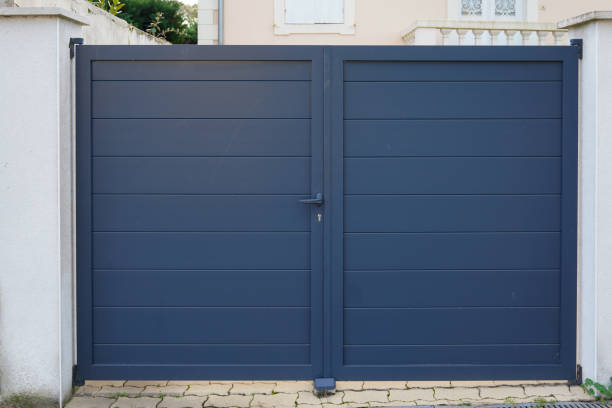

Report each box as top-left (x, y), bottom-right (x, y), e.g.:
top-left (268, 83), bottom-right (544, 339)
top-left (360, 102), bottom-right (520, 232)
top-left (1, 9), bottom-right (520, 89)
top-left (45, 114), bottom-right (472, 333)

top-left (401, 20), bottom-right (568, 46)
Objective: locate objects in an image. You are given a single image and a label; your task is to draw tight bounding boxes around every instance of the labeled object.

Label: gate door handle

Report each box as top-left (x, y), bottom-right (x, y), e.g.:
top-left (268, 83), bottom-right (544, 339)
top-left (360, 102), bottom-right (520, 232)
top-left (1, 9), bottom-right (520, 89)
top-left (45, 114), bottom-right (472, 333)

top-left (299, 193), bottom-right (324, 206)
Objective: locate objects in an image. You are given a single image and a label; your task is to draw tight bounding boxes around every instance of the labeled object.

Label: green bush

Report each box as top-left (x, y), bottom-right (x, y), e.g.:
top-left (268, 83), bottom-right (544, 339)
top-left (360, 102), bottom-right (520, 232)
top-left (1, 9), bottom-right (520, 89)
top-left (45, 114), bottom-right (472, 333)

top-left (582, 377), bottom-right (612, 403)
top-left (120, 0), bottom-right (197, 44)
top-left (87, 0), bottom-right (197, 44)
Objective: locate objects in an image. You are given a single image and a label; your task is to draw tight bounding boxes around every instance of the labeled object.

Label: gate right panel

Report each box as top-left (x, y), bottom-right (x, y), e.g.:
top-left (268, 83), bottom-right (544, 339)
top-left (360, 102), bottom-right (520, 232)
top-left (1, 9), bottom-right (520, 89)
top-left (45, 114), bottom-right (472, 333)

top-left (329, 47), bottom-right (578, 380)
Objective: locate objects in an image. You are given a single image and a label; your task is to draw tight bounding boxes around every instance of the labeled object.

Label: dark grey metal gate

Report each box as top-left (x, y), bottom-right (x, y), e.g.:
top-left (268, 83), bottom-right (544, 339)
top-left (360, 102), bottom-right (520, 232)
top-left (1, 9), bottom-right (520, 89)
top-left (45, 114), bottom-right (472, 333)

top-left (76, 45), bottom-right (578, 382)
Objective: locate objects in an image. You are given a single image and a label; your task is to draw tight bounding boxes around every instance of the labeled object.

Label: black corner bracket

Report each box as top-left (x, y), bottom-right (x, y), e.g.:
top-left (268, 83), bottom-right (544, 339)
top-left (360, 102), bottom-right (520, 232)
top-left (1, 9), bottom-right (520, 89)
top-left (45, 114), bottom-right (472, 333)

top-left (72, 364), bottom-right (85, 386)
top-left (569, 364), bottom-right (583, 386)
top-left (570, 38), bottom-right (583, 60)
top-left (70, 37), bottom-right (84, 59)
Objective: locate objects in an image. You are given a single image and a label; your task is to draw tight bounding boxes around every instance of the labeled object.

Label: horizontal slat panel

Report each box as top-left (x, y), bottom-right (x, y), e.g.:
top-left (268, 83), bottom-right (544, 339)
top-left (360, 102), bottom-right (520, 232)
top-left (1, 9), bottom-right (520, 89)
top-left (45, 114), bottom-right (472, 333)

top-left (344, 82), bottom-right (561, 119)
top-left (93, 119), bottom-right (310, 157)
top-left (344, 196), bottom-right (560, 232)
top-left (94, 344), bottom-right (310, 364)
top-left (93, 232), bottom-right (310, 269)
top-left (92, 61), bottom-right (311, 81)
top-left (344, 345), bottom-right (560, 365)
top-left (344, 308), bottom-right (559, 345)
top-left (94, 270), bottom-right (310, 307)
top-left (344, 158), bottom-right (560, 194)
top-left (92, 81), bottom-right (310, 118)
top-left (344, 61), bottom-right (562, 82)
top-left (344, 119), bottom-right (561, 157)
top-left (93, 195), bottom-right (310, 232)
top-left (344, 233), bottom-right (560, 270)
top-left (93, 158), bottom-right (309, 194)
top-left (94, 308), bottom-right (310, 343)
top-left (344, 270), bottom-right (560, 307)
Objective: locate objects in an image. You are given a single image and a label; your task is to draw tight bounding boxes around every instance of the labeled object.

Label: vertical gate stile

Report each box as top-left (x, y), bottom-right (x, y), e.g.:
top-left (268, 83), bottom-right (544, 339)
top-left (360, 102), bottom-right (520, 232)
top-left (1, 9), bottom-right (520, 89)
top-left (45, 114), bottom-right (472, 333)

top-left (75, 46), bottom-right (94, 381)
top-left (309, 46), bottom-right (326, 380)
top-left (559, 47), bottom-right (579, 379)
top-left (330, 46), bottom-right (346, 380)
top-left (322, 46), bottom-right (332, 380)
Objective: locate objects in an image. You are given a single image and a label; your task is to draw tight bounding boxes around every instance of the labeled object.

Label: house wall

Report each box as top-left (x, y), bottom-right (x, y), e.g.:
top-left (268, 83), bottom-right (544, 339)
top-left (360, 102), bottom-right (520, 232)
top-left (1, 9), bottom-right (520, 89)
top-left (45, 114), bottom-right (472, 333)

top-left (223, 0), bottom-right (446, 45)
top-left (539, 1), bottom-right (612, 24)
top-left (205, 0), bottom-right (611, 45)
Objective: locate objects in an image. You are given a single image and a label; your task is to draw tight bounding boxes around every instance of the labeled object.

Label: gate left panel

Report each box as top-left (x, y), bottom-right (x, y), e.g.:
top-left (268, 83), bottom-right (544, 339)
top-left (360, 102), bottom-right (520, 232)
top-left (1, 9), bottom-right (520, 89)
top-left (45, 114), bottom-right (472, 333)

top-left (76, 46), bottom-right (324, 380)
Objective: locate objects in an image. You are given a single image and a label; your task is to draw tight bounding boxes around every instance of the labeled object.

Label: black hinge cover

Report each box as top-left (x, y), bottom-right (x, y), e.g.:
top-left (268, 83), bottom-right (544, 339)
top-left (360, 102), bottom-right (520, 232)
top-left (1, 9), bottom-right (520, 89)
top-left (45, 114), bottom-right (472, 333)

top-left (569, 364), bottom-right (583, 386)
top-left (73, 364), bottom-right (85, 386)
top-left (570, 38), bottom-right (583, 59)
top-left (69, 37), bottom-right (84, 59)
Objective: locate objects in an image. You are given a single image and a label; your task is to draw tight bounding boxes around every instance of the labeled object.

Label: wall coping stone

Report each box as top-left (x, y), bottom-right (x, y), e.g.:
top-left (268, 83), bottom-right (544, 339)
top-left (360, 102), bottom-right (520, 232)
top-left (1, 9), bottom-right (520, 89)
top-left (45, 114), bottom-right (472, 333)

top-left (0, 6), bottom-right (88, 25)
top-left (558, 10), bottom-right (612, 28)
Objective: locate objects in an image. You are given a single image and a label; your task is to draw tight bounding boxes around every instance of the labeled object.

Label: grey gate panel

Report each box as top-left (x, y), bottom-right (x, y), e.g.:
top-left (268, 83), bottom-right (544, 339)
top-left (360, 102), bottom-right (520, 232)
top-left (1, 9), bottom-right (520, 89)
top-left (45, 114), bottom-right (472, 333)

top-left (77, 47), bottom-right (325, 380)
top-left (327, 47), bottom-right (578, 380)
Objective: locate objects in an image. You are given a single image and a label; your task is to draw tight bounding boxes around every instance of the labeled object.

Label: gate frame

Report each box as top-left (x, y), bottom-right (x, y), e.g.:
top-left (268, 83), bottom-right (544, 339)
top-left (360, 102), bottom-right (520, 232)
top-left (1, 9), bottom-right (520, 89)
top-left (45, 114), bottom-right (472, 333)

top-left (76, 45), bottom-right (578, 382)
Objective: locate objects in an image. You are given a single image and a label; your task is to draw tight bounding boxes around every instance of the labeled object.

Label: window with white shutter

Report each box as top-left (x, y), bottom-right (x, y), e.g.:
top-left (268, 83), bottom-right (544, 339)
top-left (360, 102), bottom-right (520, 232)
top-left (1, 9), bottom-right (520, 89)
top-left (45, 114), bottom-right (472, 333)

top-left (284, 0), bottom-right (315, 24)
top-left (313, 0), bottom-right (344, 23)
top-left (285, 0), bottom-right (344, 24)
top-left (275, 0), bottom-right (354, 34)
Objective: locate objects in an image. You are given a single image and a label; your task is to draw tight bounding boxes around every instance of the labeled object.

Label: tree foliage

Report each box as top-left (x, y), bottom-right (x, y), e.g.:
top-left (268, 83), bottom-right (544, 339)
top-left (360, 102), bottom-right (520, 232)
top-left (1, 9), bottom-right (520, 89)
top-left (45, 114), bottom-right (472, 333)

top-left (89, 0), bottom-right (197, 44)
top-left (121, 0), bottom-right (197, 43)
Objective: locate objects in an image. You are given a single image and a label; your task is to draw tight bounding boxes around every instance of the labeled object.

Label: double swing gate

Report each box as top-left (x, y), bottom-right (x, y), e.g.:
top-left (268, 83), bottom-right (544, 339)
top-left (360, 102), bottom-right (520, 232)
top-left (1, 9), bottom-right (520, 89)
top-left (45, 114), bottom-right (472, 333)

top-left (76, 45), bottom-right (578, 382)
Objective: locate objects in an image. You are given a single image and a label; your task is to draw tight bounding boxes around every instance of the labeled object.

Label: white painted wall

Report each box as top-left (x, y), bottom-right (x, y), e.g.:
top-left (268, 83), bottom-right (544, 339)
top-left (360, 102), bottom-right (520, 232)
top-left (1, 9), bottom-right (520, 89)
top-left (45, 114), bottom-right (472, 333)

top-left (16, 0), bottom-right (168, 44)
top-left (560, 11), bottom-right (612, 384)
top-left (0, 0), bottom-right (166, 401)
top-left (0, 11), bottom-right (85, 402)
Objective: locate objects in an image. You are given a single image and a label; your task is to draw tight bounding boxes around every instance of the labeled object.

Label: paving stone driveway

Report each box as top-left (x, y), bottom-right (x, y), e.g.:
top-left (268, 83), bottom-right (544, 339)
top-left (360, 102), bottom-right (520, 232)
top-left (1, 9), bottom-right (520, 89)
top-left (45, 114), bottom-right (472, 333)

top-left (68, 380), bottom-right (594, 408)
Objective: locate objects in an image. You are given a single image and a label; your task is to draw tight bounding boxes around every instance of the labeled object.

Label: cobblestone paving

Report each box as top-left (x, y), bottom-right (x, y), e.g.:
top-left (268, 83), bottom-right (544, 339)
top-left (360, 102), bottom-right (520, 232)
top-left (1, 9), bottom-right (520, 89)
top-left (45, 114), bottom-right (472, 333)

top-left (68, 380), bottom-right (595, 408)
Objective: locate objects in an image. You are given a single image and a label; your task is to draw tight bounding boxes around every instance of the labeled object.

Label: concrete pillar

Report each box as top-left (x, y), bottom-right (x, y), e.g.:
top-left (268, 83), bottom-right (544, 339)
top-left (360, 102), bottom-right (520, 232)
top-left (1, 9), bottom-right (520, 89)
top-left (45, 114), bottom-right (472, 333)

top-left (559, 11), bottom-right (612, 384)
top-left (198, 0), bottom-right (218, 44)
top-left (0, 8), bottom-right (87, 402)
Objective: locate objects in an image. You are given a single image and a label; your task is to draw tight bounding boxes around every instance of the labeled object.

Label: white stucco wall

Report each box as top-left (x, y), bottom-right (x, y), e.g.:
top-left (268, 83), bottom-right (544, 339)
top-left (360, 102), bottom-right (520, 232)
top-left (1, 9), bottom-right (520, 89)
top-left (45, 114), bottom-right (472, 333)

top-left (0, 0), bottom-right (166, 401)
top-left (0, 11), bottom-right (85, 402)
top-left (560, 11), bottom-right (612, 384)
top-left (16, 0), bottom-right (168, 44)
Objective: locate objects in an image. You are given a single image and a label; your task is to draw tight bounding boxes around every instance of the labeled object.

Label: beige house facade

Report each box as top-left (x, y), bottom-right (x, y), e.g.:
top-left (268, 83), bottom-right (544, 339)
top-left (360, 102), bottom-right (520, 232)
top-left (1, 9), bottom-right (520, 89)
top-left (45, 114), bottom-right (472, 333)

top-left (198, 0), bottom-right (611, 45)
